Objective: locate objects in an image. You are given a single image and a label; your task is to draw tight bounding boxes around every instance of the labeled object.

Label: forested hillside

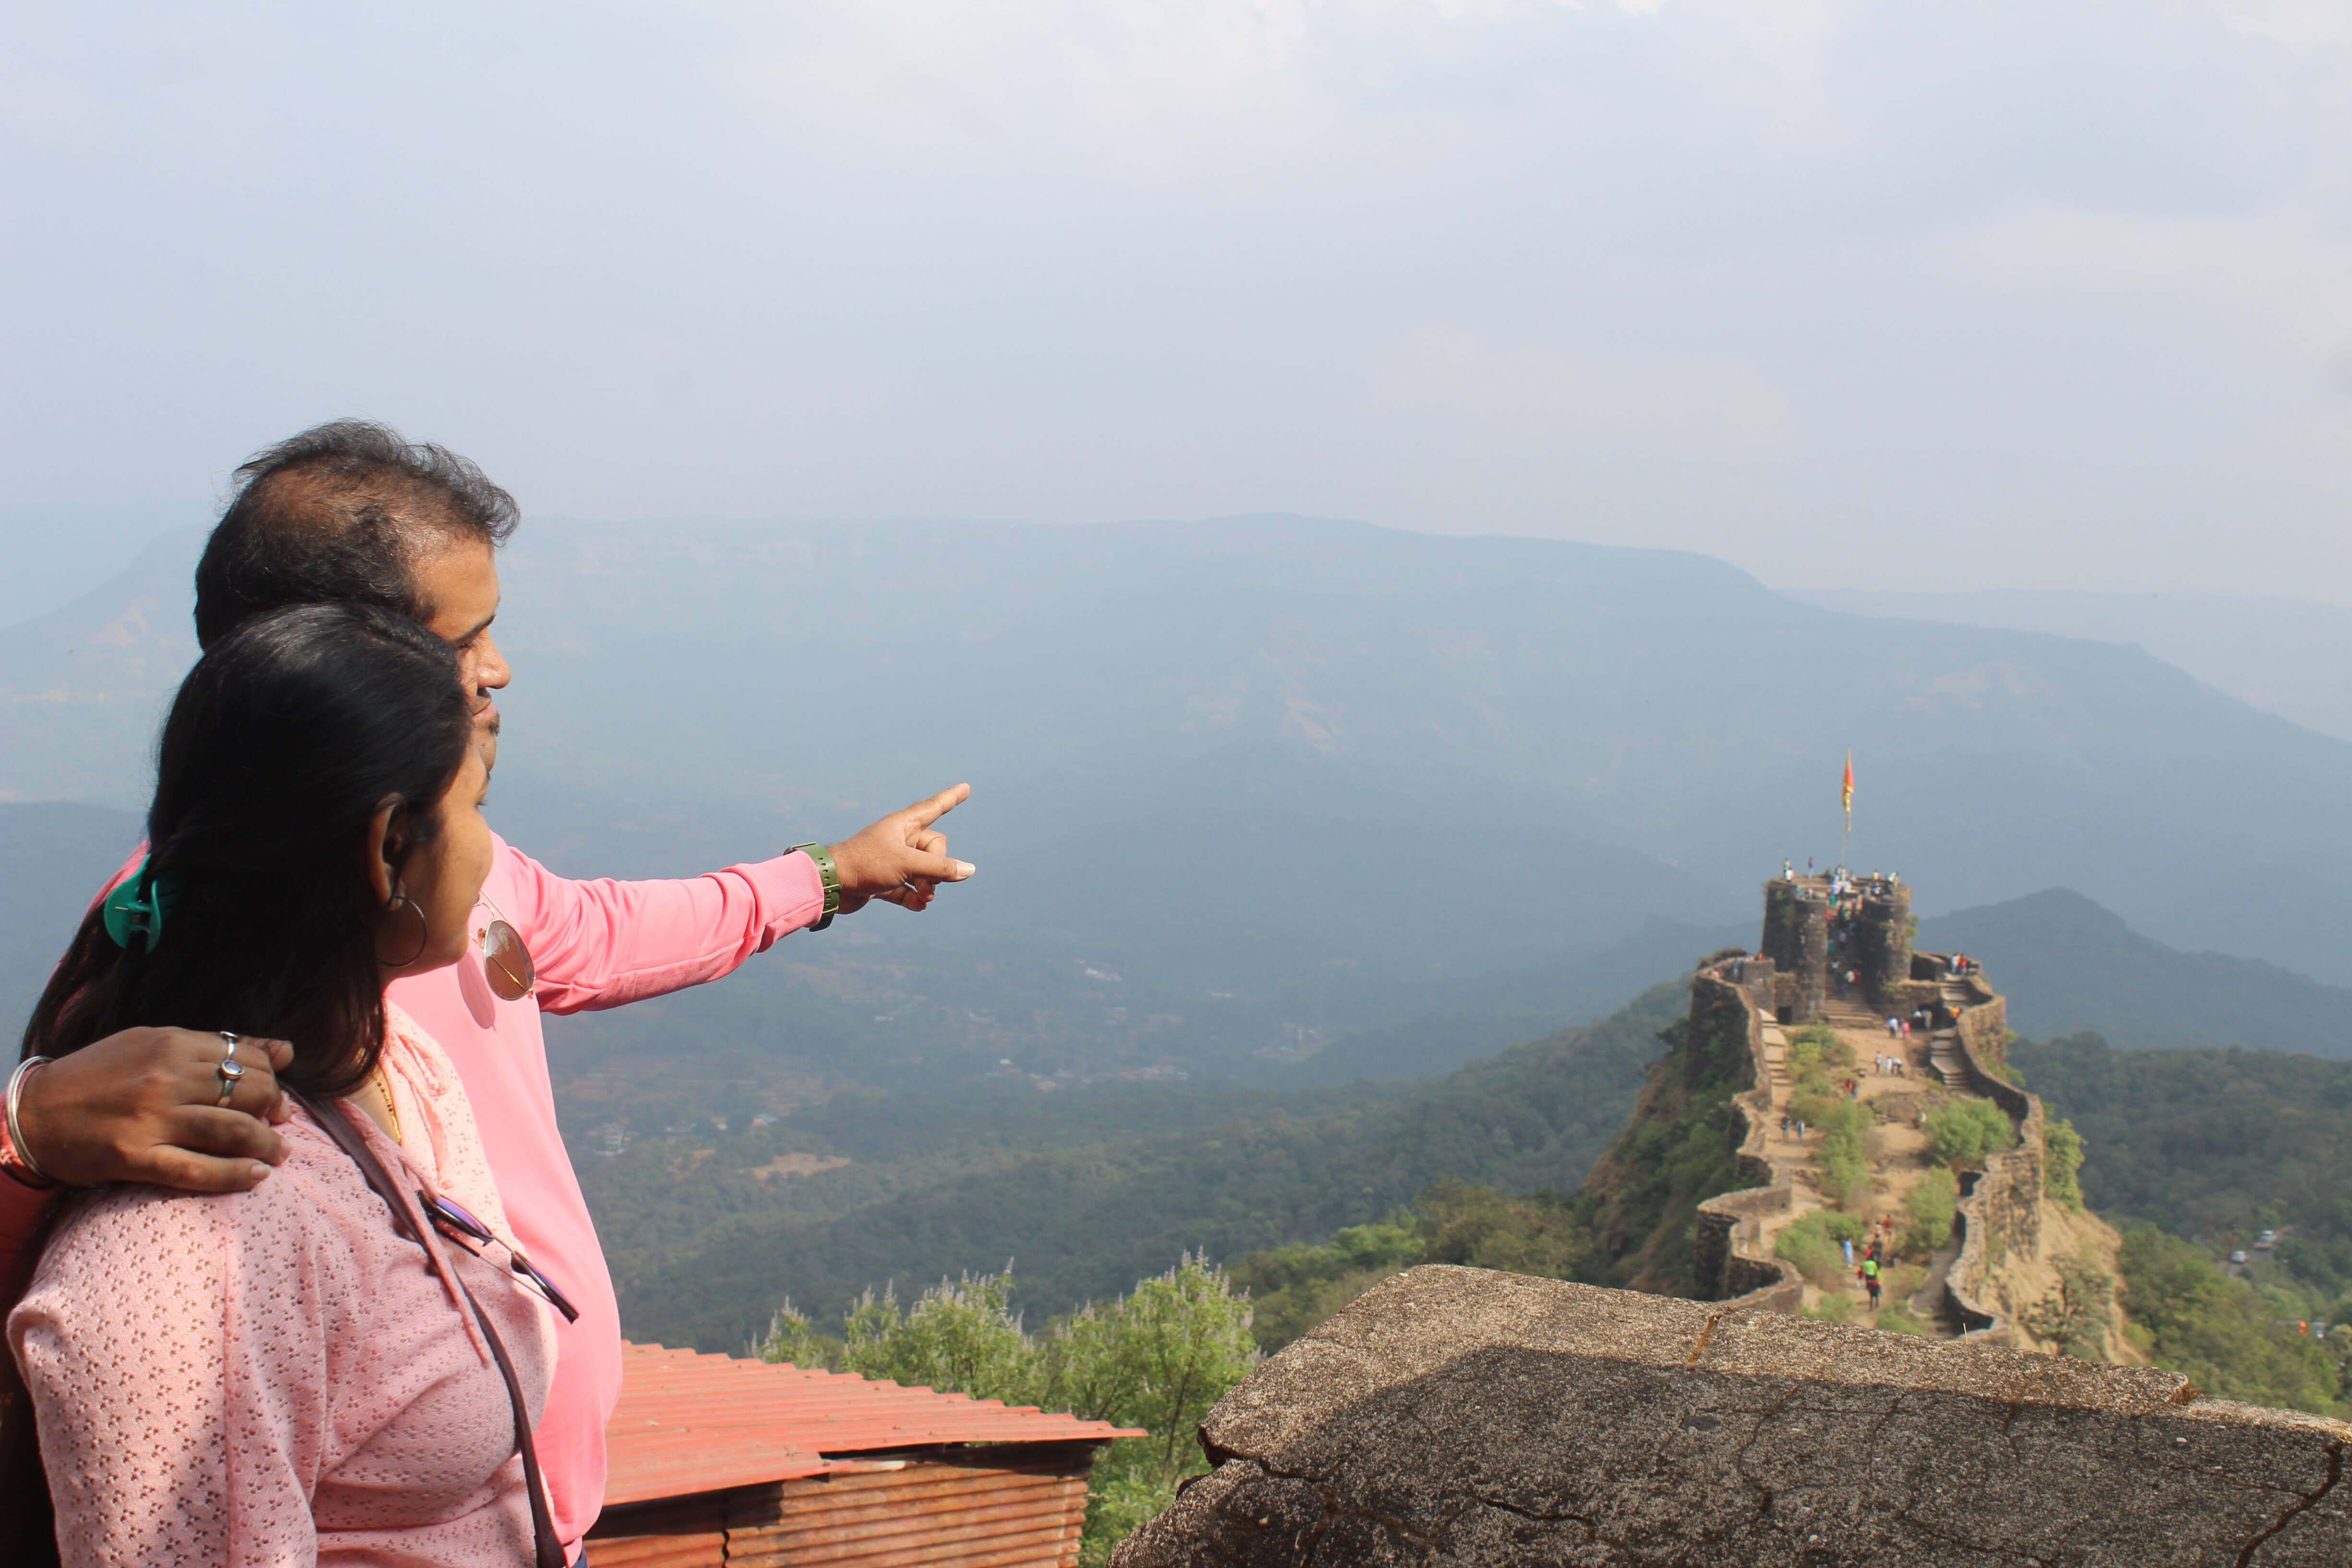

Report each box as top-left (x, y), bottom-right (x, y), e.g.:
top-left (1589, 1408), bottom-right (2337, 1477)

top-left (2014, 1033), bottom-right (2352, 1413)
top-left (610, 982), bottom-right (1684, 1350)
top-left (2014, 1033), bottom-right (2352, 1295)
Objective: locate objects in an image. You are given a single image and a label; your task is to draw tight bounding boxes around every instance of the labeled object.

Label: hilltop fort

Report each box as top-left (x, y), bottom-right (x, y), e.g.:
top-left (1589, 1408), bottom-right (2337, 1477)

top-left (1108, 875), bottom-right (2350, 1567)
top-left (1569, 872), bottom-right (2130, 1356)
top-left (1688, 872), bottom-right (2133, 1353)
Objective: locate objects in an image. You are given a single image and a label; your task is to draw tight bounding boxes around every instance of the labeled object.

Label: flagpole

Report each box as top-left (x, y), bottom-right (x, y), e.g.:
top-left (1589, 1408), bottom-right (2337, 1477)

top-left (1840, 750), bottom-right (1854, 876)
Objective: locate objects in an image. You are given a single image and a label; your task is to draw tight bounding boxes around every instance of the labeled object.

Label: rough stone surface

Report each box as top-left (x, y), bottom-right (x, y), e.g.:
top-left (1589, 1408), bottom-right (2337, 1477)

top-left (1760, 882), bottom-right (1828, 1024)
top-left (1115, 1267), bottom-right (2352, 1567)
top-left (1850, 885), bottom-right (1913, 1002)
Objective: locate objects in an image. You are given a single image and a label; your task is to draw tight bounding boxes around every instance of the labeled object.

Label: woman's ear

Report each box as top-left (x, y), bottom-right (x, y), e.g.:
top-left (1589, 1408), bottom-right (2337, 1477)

top-left (363, 798), bottom-right (404, 907)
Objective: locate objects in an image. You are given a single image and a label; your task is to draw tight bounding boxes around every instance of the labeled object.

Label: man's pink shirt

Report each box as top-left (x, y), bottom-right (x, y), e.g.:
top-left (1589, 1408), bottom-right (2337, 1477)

top-left (0, 834), bottom-right (825, 1554)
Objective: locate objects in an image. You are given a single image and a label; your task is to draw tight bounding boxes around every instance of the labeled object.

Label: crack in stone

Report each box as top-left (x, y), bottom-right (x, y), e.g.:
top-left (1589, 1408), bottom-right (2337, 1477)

top-left (1467, 1491), bottom-right (1600, 1533)
top-left (1854, 1392), bottom-right (1906, 1518)
top-left (2233, 1438), bottom-right (2344, 1568)
top-left (1176, 1349), bottom-right (2344, 1568)
top-left (1884, 1499), bottom-right (2065, 1568)
top-left (1211, 1439), bottom-right (1448, 1567)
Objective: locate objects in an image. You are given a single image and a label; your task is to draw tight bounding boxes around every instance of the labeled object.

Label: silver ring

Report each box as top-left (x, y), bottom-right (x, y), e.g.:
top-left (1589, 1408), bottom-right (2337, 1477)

top-left (216, 1032), bottom-right (245, 1106)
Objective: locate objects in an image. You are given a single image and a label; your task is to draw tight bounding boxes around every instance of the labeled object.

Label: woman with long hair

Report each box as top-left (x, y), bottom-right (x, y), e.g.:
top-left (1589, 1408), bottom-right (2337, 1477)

top-left (8, 602), bottom-right (563, 1565)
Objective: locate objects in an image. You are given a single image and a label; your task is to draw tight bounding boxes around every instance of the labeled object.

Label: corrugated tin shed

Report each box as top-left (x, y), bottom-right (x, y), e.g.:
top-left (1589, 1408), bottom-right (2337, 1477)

top-left (590, 1342), bottom-right (1143, 1568)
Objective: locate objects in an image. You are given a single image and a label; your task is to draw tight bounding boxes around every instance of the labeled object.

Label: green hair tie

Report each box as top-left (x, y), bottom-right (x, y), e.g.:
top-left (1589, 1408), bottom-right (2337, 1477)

top-left (100, 858), bottom-right (178, 954)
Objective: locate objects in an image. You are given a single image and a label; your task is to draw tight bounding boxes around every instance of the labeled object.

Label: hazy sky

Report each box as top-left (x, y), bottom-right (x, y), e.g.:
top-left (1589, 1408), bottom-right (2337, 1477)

top-left (6, 1), bottom-right (2350, 603)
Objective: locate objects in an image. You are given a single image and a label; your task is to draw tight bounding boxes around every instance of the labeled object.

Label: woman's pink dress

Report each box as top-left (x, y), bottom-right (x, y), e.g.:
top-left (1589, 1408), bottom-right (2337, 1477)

top-left (8, 1005), bottom-right (558, 1566)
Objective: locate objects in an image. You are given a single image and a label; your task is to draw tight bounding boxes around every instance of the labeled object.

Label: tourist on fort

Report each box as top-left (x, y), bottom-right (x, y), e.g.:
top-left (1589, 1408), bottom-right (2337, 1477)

top-left (11, 603), bottom-right (565, 1563)
top-left (0, 424), bottom-right (974, 1560)
top-left (1867, 1271), bottom-right (1883, 1310)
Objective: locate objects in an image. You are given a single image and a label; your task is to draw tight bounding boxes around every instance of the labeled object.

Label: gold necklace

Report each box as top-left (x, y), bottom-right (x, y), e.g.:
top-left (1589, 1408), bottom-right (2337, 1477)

top-left (371, 1064), bottom-right (404, 1145)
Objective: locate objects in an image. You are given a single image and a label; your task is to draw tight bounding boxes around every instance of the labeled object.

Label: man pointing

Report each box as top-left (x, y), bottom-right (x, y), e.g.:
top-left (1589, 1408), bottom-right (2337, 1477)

top-left (0, 421), bottom-right (972, 1559)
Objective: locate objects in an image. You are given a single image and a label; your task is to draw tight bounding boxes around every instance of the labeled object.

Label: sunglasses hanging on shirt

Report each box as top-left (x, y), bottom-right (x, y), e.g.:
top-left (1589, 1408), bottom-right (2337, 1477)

top-left (473, 896), bottom-right (536, 1002)
top-left (419, 1189), bottom-right (580, 1324)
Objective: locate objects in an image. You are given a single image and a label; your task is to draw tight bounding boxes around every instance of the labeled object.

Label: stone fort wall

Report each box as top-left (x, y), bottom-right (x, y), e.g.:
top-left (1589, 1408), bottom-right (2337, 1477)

top-left (1688, 928), bottom-right (2052, 1339)
top-left (1759, 875), bottom-right (1915, 1024)
top-left (1931, 964), bottom-right (2045, 1337)
top-left (1689, 960), bottom-right (1805, 1312)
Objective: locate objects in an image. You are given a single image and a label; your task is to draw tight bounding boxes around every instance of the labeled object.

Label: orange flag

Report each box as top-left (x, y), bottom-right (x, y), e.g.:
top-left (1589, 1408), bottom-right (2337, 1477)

top-left (1841, 752), bottom-right (1855, 825)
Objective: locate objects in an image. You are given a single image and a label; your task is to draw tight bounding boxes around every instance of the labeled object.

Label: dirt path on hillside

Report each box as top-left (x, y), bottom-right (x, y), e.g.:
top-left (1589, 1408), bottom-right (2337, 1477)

top-left (1750, 998), bottom-right (1954, 1335)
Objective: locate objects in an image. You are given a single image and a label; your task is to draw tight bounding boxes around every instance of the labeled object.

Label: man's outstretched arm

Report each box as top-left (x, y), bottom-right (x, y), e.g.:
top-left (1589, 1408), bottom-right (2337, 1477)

top-left (515, 784), bottom-right (976, 1016)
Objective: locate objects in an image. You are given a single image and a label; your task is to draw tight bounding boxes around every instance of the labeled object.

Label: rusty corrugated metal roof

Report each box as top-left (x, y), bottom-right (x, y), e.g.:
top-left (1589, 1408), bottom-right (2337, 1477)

top-left (727, 1460), bottom-right (1093, 1568)
top-left (605, 1341), bottom-right (1142, 1508)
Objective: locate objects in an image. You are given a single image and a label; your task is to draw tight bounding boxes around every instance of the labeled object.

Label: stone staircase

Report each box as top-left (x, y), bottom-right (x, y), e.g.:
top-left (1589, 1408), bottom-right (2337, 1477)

top-left (1928, 980), bottom-right (1976, 1087)
top-left (1817, 997), bottom-right (1882, 1030)
top-left (1928, 1033), bottom-right (1967, 1087)
top-left (1760, 1023), bottom-right (1789, 1092)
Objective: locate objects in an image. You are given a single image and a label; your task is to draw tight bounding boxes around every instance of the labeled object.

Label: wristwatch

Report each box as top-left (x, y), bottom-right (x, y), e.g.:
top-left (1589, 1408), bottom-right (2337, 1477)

top-left (788, 843), bottom-right (842, 931)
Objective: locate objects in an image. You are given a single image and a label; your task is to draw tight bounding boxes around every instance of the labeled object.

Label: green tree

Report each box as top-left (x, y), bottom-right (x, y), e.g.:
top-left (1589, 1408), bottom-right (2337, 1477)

top-left (1233, 1181), bottom-right (1592, 1352)
top-left (1041, 1256), bottom-right (1258, 1567)
top-left (1873, 1302), bottom-right (1929, 1336)
top-left (2044, 1118), bottom-right (2085, 1210)
top-left (1926, 1098), bottom-right (2013, 1169)
top-left (1045, 1255), bottom-right (1256, 1481)
top-left (1901, 1167), bottom-right (1959, 1257)
top-left (1416, 1178), bottom-right (1590, 1278)
top-left (755, 1297), bottom-right (839, 1370)
top-left (2021, 1252), bottom-right (2113, 1360)
top-left (1787, 1094), bottom-right (1874, 1211)
top-left (839, 1269), bottom-right (1043, 1405)
top-left (2117, 1227), bottom-right (2345, 1416)
top-left (1775, 1209), bottom-right (1867, 1289)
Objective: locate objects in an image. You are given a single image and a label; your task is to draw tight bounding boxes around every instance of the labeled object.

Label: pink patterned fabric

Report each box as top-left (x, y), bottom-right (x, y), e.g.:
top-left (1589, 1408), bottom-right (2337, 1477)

top-left (387, 835), bottom-right (825, 1546)
top-left (9, 1006), bottom-right (560, 1566)
top-left (5, 832), bottom-right (827, 1551)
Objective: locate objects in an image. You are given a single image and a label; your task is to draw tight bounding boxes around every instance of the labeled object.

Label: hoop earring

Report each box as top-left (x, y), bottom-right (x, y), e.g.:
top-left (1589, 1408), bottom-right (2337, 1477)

top-left (376, 889), bottom-right (430, 968)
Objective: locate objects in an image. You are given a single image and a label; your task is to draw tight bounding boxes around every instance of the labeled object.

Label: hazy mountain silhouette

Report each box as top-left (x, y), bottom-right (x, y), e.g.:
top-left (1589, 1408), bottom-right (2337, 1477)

top-left (1790, 587), bottom-right (2352, 745)
top-left (1919, 888), bottom-right (2352, 1059)
top-left (0, 528), bottom-right (201, 806)
top-left (11, 515), bottom-right (2352, 1013)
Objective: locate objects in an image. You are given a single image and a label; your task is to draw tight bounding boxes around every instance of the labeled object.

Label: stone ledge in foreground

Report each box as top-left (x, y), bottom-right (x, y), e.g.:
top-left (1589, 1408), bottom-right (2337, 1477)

top-left (1113, 1265), bottom-right (2352, 1568)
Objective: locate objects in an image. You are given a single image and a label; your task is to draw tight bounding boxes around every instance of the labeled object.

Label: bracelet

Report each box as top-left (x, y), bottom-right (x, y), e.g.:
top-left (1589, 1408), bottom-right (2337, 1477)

top-left (4, 1057), bottom-right (60, 1189)
top-left (787, 843), bottom-right (842, 932)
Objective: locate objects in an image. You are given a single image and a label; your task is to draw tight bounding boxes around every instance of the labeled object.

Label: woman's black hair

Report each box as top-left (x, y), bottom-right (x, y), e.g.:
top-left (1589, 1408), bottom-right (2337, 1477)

top-left (23, 602), bottom-right (474, 1095)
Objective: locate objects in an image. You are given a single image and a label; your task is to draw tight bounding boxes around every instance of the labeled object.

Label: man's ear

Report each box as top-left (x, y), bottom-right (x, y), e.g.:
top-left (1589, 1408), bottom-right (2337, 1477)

top-left (363, 798), bottom-right (405, 906)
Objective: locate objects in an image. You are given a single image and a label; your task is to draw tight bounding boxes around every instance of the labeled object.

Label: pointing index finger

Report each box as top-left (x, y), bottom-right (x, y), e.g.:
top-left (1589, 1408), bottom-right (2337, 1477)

top-left (906, 782), bottom-right (971, 829)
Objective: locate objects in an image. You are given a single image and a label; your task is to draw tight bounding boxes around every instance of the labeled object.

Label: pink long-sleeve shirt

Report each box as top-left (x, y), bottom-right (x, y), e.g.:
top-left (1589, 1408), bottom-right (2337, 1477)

top-left (10, 1005), bottom-right (559, 1565)
top-left (0, 835), bottom-right (825, 1553)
